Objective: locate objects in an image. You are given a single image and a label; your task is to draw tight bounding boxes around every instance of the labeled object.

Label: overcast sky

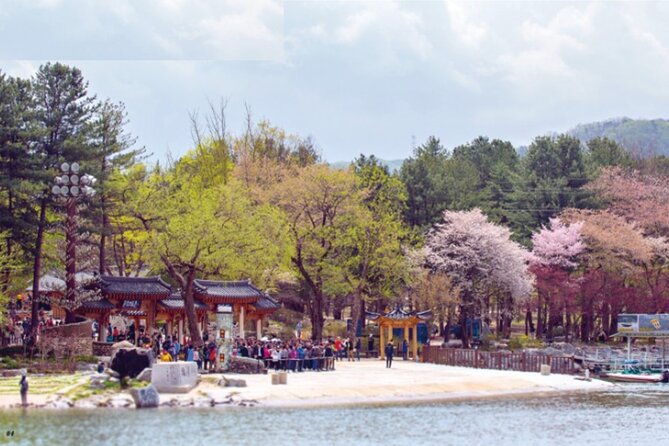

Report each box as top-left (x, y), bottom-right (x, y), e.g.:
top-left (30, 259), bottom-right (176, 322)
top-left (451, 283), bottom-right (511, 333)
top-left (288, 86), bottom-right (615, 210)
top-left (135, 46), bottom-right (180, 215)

top-left (1, 0), bottom-right (668, 162)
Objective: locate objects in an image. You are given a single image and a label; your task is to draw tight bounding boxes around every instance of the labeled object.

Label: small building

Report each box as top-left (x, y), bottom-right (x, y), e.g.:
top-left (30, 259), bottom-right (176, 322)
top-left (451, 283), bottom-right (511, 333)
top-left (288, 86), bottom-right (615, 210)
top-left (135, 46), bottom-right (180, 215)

top-left (366, 306), bottom-right (432, 361)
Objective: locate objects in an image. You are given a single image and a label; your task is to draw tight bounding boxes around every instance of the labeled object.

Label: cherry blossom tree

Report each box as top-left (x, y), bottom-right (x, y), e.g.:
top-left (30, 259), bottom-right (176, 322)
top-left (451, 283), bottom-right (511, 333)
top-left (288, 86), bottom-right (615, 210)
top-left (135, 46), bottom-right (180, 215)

top-left (425, 209), bottom-right (532, 346)
top-left (530, 218), bottom-right (585, 340)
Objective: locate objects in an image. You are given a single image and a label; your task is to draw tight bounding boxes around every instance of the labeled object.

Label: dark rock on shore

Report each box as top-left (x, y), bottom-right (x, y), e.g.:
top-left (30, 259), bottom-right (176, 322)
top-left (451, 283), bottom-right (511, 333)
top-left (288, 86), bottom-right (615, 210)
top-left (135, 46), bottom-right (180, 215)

top-left (111, 348), bottom-right (155, 379)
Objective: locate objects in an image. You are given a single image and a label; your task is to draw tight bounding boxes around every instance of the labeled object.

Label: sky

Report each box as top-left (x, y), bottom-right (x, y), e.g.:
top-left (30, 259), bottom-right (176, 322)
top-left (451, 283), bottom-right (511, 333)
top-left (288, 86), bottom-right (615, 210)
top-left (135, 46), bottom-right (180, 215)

top-left (1, 0), bottom-right (668, 163)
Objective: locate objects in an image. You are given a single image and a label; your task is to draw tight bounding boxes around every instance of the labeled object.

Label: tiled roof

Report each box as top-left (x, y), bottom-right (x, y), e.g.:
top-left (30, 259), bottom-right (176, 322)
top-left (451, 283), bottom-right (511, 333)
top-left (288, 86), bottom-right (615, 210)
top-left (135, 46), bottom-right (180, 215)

top-left (255, 293), bottom-right (280, 311)
top-left (159, 294), bottom-right (208, 312)
top-left (366, 306), bottom-right (432, 321)
top-left (77, 298), bottom-right (115, 312)
top-left (99, 275), bottom-right (171, 297)
top-left (193, 279), bottom-right (263, 302)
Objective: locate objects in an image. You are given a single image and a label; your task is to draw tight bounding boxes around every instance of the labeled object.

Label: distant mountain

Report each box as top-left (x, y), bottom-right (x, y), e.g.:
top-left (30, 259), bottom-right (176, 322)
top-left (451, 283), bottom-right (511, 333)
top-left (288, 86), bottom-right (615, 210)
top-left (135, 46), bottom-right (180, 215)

top-left (567, 118), bottom-right (669, 157)
top-left (329, 158), bottom-right (404, 172)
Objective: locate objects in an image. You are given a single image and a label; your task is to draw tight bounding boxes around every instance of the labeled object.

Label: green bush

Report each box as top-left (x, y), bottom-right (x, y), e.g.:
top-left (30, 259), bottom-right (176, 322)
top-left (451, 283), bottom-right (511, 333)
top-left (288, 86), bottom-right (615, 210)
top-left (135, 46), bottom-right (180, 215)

top-left (508, 335), bottom-right (544, 350)
top-left (75, 355), bottom-right (99, 364)
top-left (1, 356), bottom-right (19, 369)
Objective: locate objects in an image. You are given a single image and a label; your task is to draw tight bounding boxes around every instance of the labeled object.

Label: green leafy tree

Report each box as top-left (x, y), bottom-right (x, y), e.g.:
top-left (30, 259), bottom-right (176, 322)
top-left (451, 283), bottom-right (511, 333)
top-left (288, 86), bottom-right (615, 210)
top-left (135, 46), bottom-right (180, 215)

top-left (271, 165), bottom-right (362, 341)
top-left (399, 136), bottom-right (450, 228)
top-left (0, 73), bottom-right (36, 296)
top-left (86, 99), bottom-right (144, 274)
top-left (28, 63), bottom-right (96, 335)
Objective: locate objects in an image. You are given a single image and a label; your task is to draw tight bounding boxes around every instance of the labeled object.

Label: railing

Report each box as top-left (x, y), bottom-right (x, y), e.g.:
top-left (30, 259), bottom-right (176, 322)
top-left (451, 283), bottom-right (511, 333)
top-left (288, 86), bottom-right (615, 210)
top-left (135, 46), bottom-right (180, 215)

top-left (422, 346), bottom-right (575, 375)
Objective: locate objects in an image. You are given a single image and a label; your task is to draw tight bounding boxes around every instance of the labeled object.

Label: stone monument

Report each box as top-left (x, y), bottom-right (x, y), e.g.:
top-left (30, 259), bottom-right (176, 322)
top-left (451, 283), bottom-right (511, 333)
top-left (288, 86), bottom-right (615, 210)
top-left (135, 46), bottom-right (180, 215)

top-left (151, 361), bottom-right (198, 393)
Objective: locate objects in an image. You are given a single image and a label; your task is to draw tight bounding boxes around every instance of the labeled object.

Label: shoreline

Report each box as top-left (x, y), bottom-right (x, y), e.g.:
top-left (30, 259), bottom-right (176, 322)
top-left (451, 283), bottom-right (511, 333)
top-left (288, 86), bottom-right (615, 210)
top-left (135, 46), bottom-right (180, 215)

top-left (0, 359), bottom-right (613, 410)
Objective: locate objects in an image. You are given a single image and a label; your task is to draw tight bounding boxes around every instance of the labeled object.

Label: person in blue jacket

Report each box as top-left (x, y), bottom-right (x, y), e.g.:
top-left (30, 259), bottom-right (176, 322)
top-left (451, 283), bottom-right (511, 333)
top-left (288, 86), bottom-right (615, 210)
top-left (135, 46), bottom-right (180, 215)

top-left (385, 342), bottom-right (394, 368)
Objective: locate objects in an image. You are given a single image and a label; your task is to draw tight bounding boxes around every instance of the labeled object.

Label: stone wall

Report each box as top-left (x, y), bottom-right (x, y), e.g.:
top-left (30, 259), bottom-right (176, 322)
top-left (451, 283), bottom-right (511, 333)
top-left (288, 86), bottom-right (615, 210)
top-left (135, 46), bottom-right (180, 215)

top-left (38, 318), bottom-right (93, 359)
top-left (92, 341), bottom-right (113, 357)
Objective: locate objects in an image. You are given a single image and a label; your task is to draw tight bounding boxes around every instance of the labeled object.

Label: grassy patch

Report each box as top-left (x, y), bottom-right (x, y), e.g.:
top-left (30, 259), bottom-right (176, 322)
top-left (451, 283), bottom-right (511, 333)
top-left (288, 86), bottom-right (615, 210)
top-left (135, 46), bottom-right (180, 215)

top-left (0, 373), bottom-right (83, 395)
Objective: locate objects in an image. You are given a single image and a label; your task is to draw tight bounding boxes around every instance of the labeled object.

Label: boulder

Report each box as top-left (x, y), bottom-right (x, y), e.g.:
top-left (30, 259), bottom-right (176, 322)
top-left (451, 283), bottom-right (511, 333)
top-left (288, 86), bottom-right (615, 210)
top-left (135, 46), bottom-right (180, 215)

top-left (218, 377), bottom-right (247, 388)
top-left (107, 394), bottom-right (134, 408)
top-left (151, 361), bottom-right (198, 393)
top-left (110, 348), bottom-right (156, 379)
top-left (130, 384), bottom-right (160, 409)
top-left (136, 367), bottom-right (152, 382)
top-left (45, 396), bottom-right (73, 409)
top-left (110, 340), bottom-right (135, 358)
top-left (89, 373), bottom-right (109, 390)
top-left (227, 356), bottom-right (266, 374)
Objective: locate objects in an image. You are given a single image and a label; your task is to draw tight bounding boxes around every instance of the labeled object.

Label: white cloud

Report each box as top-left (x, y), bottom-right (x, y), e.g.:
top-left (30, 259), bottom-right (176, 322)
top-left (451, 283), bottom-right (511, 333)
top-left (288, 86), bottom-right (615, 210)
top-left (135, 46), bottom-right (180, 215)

top-left (332, 1), bottom-right (432, 62)
top-left (444, 0), bottom-right (487, 48)
top-left (495, 4), bottom-right (598, 87)
top-left (0, 0), bottom-right (285, 60)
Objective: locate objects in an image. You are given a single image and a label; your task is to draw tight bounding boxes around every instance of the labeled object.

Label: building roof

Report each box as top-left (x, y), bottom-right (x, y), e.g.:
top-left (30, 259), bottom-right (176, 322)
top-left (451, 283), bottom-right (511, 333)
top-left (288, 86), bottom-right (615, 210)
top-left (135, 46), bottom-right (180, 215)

top-left (159, 294), bottom-right (208, 312)
top-left (99, 275), bottom-right (171, 299)
top-left (77, 298), bottom-right (115, 313)
top-left (254, 293), bottom-right (280, 311)
top-left (366, 306), bottom-right (432, 322)
top-left (193, 279), bottom-right (264, 303)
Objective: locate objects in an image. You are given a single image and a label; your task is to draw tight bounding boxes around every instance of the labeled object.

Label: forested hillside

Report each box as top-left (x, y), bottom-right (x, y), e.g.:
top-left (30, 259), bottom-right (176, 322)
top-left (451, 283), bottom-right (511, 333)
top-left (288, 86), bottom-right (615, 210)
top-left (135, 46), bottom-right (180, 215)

top-left (568, 118), bottom-right (669, 157)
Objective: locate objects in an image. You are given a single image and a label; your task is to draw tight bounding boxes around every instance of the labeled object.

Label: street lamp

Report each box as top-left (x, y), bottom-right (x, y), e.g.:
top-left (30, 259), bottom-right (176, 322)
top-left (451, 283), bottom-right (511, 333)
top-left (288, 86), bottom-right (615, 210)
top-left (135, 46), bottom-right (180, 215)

top-left (52, 162), bottom-right (96, 324)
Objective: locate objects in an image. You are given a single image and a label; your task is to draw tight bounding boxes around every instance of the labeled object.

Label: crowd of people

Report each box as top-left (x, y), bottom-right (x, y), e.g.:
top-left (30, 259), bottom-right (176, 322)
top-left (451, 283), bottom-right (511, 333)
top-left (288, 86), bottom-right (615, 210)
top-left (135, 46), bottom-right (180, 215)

top-left (231, 336), bottom-right (363, 372)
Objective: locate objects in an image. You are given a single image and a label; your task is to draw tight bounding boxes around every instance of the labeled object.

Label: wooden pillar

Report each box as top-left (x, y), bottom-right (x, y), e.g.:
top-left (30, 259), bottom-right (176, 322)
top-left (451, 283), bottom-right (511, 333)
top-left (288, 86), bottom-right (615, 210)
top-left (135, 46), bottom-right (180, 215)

top-left (256, 317), bottom-right (262, 338)
top-left (412, 325), bottom-right (418, 361)
top-left (166, 318), bottom-right (173, 338)
top-left (239, 305), bottom-right (246, 339)
top-left (379, 322), bottom-right (385, 359)
top-left (178, 317), bottom-right (184, 344)
top-left (99, 314), bottom-right (109, 342)
top-left (404, 323), bottom-right (409, 360)
top-left (387, 324), bottom-right (393, 348)
top-left (146, 300), bottom-right (156, 335)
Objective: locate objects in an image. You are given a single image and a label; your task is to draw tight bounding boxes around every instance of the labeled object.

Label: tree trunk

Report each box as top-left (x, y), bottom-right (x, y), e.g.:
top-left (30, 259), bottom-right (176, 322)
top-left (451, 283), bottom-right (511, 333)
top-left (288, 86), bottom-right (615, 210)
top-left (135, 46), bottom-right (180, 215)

top-left (1, 191), bottom-right (13, 293)
top-left (348, 289), bottom-right (363, 340)
top-left (525, 304), bottom-right (534, 336)
top-left (181, 270), bottom-right (203, 347)
top-left (459, 303), bottom-right (469, 349)
top-left (310, 288), bottom-right (325, 341)
top-left (29, 197), bottom-right (48, 343)
top-left (536, 292), bottom-right (543, 340)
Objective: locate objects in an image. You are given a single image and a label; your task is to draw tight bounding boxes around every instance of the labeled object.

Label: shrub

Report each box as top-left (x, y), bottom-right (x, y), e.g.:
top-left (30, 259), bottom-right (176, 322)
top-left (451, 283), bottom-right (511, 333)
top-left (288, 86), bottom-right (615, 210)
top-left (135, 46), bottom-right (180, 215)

top-left (1, 356), bottom-right (19, 369)
top-left (75, 355), bottom-right (98, 364)
top-left (508, 335), bottom-right (544, 350)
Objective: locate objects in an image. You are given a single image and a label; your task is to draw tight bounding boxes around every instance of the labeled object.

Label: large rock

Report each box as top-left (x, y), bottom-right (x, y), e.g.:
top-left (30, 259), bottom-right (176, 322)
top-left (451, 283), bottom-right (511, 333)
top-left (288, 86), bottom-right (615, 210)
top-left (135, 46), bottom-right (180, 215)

top-left (136, 367), bottom-right (152, 382)
top-left (151, 361), bottom-right (198, 393)
top-left (111, 348), bottom-right (156, 379)
top-left (110, 340), bottom-right (136, 358)
top-left (227, 356), bottom-right (266, 374)
top-left (130, 384), bottom-right (160, 408)
top-left (218, 377), bottom-right (247, 387)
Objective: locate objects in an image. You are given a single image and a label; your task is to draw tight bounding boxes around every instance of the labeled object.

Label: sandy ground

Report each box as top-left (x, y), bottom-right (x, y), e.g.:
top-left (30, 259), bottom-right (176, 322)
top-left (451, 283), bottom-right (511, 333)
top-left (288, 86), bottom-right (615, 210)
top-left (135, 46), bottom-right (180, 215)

top-left (199, 358), bottom-right (612, 408)
top-left (0, 359), bottom-right (612, 409)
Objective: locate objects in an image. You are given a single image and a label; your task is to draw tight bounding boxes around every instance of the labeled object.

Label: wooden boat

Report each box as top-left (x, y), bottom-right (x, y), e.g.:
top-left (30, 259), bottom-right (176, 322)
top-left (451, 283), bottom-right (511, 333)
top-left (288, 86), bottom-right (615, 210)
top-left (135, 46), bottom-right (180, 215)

top-left (601, 372), bottom-right (665, 383)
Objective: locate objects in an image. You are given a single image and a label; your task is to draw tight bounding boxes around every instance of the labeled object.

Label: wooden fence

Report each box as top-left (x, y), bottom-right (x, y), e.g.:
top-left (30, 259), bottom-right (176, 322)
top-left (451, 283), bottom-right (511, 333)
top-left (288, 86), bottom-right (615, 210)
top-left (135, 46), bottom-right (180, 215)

top-left (422, 346), bottom-right (575, 375)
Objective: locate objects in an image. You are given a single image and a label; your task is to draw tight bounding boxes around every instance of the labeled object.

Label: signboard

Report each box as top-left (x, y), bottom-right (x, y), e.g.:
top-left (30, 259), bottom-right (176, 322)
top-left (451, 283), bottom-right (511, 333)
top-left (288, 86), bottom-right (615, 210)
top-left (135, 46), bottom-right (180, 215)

top-left (617, 314), bottom-right (669, 335)
top-left (216, 304), bottom-right (232, 314)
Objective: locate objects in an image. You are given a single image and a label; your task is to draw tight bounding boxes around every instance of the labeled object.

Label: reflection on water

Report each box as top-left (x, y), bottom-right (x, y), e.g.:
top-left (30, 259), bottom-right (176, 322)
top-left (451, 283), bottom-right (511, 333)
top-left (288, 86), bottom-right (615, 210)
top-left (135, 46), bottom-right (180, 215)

top-left (1, 385), bottom-right (668, 446)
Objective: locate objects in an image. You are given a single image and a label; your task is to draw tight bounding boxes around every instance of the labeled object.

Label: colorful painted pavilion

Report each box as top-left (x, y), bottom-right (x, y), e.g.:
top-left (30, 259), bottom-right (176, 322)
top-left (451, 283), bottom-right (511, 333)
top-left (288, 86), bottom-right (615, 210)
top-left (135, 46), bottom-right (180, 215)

top-left (75, 276), bottom-right (279, 343)
top-left (366, 306), bottom-right (432, 361)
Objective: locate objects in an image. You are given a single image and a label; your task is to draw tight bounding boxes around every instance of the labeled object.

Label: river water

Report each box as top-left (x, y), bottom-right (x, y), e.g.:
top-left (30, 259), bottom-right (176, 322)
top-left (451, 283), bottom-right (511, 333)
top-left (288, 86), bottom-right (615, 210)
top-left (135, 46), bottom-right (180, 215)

top-left (1, 384), bottom-right (668, 446)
